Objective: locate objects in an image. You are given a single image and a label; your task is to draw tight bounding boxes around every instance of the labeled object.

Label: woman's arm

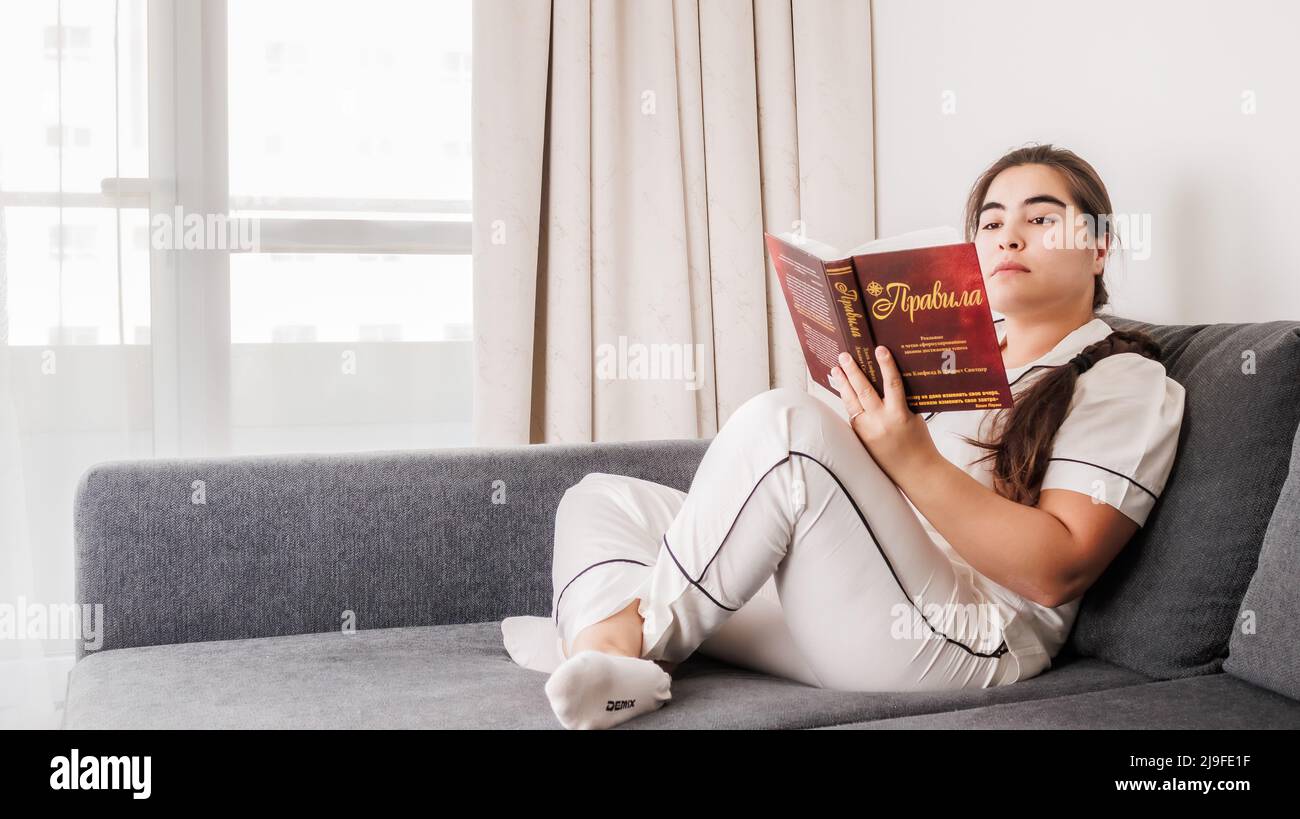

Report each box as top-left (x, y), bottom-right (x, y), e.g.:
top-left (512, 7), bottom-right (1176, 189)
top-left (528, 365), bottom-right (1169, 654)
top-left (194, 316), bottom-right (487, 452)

top-left (889, 457), bottom-right (1139, 608)
top-left (831, 348), bottom-right (1139, 608)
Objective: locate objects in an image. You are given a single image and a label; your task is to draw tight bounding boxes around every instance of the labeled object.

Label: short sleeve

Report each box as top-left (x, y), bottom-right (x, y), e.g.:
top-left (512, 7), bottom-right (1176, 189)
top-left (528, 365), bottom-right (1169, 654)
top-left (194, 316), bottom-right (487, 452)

top-left (1038, 353), bottom-right (1186, 527)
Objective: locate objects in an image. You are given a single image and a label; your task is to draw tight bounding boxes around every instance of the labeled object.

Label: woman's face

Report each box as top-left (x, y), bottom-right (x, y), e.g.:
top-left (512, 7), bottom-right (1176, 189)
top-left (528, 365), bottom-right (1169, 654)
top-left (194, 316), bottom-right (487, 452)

top-left (973, 163), bottom-right (1105, 317)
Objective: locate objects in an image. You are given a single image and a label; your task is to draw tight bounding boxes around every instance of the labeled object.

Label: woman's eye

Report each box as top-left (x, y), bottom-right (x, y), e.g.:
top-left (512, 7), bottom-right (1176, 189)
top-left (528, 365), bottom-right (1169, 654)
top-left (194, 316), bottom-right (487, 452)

top-left (1030, 216), bottom-right (1056, 225)
top-left (981, 221), bottom-right (1000, 230)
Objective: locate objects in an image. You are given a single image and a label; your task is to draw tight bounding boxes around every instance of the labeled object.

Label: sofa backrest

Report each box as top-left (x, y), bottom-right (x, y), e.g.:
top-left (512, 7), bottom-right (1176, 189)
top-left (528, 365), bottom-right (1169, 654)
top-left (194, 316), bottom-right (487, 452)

top-left (73, 438), bottom-right (715, 658)
top-left (1064, 314), bottom-right (1300, 679)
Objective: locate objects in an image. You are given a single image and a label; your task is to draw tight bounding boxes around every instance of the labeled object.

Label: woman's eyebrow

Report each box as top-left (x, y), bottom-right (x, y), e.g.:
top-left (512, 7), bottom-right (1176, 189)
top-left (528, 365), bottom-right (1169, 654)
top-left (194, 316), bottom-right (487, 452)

top-left (977, 194), bottom-right (1069, 216)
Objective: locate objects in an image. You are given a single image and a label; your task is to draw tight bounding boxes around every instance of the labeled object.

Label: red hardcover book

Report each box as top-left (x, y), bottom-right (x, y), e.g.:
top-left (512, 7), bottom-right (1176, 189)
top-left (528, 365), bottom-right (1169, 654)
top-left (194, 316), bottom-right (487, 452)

top-left (764, 227), bottom-right (1013, 413)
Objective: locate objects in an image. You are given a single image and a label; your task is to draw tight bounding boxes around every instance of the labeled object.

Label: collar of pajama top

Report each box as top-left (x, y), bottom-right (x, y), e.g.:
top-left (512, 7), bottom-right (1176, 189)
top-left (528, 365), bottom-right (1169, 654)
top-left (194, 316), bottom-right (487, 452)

top-left (994, 314), bottom-right (1116, 395)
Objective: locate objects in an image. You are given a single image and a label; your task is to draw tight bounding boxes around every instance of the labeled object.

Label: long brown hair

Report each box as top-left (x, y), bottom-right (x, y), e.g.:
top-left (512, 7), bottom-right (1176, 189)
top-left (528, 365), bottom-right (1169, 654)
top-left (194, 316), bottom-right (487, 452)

top-left (958, 144), bottom-right (1163, 505)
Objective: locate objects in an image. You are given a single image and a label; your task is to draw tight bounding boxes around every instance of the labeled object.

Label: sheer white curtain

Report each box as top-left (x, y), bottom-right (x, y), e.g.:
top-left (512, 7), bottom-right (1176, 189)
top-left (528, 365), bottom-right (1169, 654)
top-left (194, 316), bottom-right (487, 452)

top-left (1, 210), bottom-right (59, 730)
top-left (472, 0), bottom-right (877, 444)
top-left (0, 0), bottom-right (150, 731)
top-left (0, 0), bottom-right (474, 729)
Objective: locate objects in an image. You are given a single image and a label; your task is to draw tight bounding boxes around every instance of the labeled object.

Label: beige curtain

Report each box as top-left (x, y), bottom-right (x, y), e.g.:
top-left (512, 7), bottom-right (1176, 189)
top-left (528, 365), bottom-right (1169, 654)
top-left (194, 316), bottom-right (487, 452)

top-left (472, 0), bottom-right (875, 445)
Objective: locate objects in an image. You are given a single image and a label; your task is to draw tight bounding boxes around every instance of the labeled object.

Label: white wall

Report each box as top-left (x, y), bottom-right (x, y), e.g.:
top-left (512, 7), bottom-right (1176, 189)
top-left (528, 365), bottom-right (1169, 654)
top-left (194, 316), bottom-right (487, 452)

top-left (871, 0), bottom-right (1300, 324)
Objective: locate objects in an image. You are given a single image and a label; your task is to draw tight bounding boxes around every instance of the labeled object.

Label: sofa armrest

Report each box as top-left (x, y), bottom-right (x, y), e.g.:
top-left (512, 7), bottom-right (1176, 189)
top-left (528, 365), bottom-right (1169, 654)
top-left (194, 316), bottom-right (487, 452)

top-left (73, 437), bottom-right (712, 659)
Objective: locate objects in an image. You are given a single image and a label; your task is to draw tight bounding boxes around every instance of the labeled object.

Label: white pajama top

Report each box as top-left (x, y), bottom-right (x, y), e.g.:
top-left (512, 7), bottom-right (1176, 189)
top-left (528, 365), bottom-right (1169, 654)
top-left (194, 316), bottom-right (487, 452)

top-left (905, 315), bottom-right (1187, 677)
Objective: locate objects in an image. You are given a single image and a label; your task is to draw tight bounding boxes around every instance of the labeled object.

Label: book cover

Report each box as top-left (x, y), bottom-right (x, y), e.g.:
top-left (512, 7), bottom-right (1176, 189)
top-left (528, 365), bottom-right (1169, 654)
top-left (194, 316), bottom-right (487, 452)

top-left (851, 242), bottom-right (1012, 412)
top-left (763, 232), bottom-right (880, 394)
top-left (765, 231), bottom-right (1012, 413)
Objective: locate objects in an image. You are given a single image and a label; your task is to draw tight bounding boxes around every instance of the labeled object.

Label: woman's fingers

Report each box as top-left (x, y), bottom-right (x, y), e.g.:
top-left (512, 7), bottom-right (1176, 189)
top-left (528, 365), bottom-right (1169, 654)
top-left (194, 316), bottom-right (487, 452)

top-left (834, 351), bottom-right (883, 416)
top-left (873, 345), bottom-right (909, 416)
top-left (830, 364), bottom-right (862, 418)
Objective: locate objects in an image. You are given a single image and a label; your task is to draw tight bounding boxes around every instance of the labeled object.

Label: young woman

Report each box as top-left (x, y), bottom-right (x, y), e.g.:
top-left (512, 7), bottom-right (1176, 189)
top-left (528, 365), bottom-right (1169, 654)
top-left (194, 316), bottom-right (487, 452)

top-left (503, 144), bottom-right (1186, 730)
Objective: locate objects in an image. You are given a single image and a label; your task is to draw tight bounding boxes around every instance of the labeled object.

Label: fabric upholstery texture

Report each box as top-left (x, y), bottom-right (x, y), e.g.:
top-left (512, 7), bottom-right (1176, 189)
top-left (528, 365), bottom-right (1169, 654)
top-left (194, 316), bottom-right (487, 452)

top-left (73, 437), bottom-right (712, 660)
top-left (62, 621), bottom-right (1152, 730)
top-left (1223, 420), bottom-right (1300, 699)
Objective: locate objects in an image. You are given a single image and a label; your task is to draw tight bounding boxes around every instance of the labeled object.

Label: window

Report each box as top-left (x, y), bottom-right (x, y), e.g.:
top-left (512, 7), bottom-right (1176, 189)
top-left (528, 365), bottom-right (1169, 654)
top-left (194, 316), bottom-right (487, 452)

top-left (0, 0), bottom-right (150, 346)
top-left (226, 0), bottom-right (472, 345)
top-left (217, 0), bottom-right (474, 454)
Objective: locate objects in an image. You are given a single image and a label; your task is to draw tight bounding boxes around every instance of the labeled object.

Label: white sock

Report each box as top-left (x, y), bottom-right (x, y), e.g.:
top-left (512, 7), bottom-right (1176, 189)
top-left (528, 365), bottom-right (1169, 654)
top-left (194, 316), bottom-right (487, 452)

top-left (544, 650), bottom-right (673, 730)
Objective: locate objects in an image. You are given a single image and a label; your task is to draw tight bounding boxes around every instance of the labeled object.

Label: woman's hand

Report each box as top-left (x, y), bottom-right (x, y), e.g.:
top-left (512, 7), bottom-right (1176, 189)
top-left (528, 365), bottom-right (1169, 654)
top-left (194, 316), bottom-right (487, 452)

top-left (830, 346), bottom-right (941, 482)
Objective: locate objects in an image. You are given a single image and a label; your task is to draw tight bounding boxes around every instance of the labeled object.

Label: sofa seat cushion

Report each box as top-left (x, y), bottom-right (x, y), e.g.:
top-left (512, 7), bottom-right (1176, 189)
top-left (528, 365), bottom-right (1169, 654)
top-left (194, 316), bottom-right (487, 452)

top-left (823, 674), bottom-right (1300, 729)
top-left (62, 622), bottom-right (1153, 730)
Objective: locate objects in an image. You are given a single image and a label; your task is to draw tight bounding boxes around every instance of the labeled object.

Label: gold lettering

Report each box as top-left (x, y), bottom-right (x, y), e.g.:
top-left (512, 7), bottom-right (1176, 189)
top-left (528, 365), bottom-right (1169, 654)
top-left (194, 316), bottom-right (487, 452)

top-left (871, 280), bottom-right (983, 322)
top-left (834, 281), bottom-right (866, 338)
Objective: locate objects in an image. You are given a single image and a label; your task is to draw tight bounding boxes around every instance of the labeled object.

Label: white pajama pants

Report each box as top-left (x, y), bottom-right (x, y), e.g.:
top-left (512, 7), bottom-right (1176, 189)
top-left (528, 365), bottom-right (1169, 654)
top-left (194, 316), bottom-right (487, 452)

top-left (550, 386), bottom-right (1036, 691)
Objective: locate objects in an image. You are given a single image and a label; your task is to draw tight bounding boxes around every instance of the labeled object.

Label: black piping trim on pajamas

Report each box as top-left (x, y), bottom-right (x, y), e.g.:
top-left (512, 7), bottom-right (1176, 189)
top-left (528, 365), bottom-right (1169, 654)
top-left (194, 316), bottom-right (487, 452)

top-left (1008, 364), bottom-right (1057, 388)
top-left (1046, 457), bottom-right (1158, 500)
top-left (660, 450), bottom-right (1010, 660)
top-left (657, 452), bottom-right (796, 614)
top-left (553, 558), bottom-right (652, 625)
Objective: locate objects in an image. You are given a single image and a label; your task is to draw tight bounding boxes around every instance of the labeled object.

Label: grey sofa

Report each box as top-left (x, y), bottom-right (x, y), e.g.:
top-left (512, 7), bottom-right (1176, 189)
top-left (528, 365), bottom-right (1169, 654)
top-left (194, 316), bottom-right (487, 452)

top-left (62, 314), bottom-right (1300, 729)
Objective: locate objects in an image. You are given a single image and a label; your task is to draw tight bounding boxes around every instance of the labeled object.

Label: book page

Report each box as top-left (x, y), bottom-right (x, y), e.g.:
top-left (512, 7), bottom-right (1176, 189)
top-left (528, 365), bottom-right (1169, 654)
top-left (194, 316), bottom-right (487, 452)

top-left (846, 224), bottom-right (963, 257)
top-left (764, 233), bottom-right (860, 394)
top-left (768, 231), bottom-right (844, 262)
